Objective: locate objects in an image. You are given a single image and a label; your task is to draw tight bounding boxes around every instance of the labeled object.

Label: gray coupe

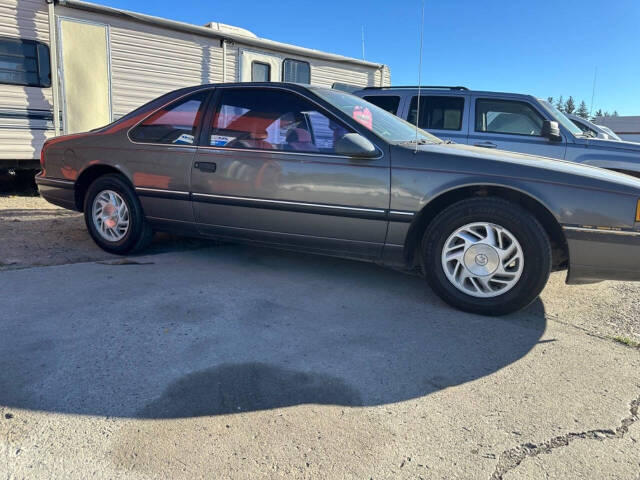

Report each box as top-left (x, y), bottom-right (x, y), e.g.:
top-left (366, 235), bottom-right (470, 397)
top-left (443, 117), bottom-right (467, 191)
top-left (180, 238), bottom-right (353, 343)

top-left (36, 83), bottom-right (640, 315)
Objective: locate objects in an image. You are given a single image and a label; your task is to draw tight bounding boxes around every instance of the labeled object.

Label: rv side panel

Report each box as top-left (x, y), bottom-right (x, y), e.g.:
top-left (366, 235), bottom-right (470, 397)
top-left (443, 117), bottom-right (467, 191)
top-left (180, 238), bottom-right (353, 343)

top-left (230, 42), bottom-right (389, 88)
top-left (55, 5), bottom-right (225, 119)
top-left (0, 0), bottom-right (53, 162)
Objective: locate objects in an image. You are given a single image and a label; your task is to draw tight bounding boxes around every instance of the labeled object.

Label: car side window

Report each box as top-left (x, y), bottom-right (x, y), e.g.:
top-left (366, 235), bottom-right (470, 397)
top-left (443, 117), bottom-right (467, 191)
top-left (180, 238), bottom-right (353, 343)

top-left (129, 91), bottom-right (208, 145)
top-left (475, 99), bottom-right (544, 136)
top-left (572, 119), bottom-right (597, 137)
top-left (407, 96), bottom-right (464, 131)
top-left (209, 88), bottom-right (352, 153)
top-left (362, 95), bottom-right (401, 115)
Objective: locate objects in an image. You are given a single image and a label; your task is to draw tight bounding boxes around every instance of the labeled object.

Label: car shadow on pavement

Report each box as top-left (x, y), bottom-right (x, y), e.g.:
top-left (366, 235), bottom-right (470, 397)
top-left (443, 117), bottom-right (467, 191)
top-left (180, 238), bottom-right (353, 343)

top-left (0, 244), bottom-right (546, 418)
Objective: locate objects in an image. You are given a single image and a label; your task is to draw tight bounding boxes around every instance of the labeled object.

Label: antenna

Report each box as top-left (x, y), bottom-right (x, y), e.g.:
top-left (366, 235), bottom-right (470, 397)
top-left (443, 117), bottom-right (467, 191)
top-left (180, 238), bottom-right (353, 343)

top-left (589, 66), bottom-right (597, 117)
top-left (361, 26), bottom-right (365, 60)
top-left (414, 0), bottom-right (425, 152)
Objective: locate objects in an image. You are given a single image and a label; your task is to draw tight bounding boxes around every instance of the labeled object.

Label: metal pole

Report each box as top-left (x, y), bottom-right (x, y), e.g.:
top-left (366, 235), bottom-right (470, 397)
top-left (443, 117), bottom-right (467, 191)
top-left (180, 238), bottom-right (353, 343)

top-left (46, 0), bottom-right (61, 136)
top-left (222, 39), bottom-right (227, 82)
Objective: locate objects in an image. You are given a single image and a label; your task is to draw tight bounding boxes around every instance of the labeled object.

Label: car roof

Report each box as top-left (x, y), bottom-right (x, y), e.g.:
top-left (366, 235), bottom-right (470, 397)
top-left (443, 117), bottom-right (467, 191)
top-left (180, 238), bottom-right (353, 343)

top-left (566, 113), bottom-right (585, 121)
top-left (357, 86), bottom-right (540, 101)
top-left (178, 82), bottom-right (316, 94)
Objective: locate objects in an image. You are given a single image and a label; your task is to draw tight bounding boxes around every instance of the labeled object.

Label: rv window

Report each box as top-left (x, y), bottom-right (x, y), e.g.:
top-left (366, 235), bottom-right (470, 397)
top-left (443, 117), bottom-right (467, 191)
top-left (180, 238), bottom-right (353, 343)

top-left (283, 59), bottom-right (310, 84)
top-left (251, 62), bottom-right (271, 82)
top-left (129, 91), bottom-right (208, 145)
top-left (209, 88), bottom-right (352, 153)
top-left (0, 37), bottom-right (51, 87)
top-left (363, 96), bottom-right (400, 115)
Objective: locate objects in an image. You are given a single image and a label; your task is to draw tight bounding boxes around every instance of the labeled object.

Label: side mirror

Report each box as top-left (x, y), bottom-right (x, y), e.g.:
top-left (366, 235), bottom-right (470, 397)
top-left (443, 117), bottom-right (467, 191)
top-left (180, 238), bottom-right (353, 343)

top-left (335, 133), bottom-right (378, 158)
top-left (541, 120), bottom-right (562, 142)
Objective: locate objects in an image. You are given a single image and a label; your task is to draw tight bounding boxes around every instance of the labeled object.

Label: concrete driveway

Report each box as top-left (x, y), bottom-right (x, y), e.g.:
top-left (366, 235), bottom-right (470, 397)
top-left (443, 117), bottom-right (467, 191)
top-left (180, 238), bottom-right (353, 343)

top-left (1, 240), bottom-right (639, 479)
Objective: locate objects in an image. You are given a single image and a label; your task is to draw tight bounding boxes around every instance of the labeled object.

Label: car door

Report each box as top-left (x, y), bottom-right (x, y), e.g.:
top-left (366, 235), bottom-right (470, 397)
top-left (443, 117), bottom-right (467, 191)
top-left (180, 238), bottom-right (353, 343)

top-left (405, 94), bottom-right (470, 144)
top-left (126, 89), bottom-right (211, 227)
top-left (191, 86), bottom-right (390, 258)
top-left (469, 97), bottom-right (567, 159)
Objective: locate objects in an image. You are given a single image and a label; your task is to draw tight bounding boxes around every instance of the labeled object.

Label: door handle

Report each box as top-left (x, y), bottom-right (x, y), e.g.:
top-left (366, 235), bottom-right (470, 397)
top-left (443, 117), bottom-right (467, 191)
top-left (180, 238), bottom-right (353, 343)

top-left (194, 161), bottom-right (217, 173)
top-left (473, 141), bottom-right (497, 149)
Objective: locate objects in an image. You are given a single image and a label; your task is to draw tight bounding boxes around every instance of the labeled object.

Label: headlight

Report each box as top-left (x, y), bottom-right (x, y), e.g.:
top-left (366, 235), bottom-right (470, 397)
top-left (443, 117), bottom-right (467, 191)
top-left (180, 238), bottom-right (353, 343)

top-left (636, 199), bottom-right (640, 222)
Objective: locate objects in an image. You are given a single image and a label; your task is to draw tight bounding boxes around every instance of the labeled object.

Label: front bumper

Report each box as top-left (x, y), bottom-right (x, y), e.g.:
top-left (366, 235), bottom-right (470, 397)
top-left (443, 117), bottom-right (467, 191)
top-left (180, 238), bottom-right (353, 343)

top-left (35, 174), bottom-right (77, 210)
top-left (564, 226), bottom-right (640, 284)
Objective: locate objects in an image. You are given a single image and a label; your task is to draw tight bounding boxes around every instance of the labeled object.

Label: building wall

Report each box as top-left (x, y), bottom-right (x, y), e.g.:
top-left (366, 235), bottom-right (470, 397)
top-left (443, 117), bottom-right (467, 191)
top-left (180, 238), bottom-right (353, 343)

top-left (618, 134), bottom-right (640, 143)
top-left (593, 115), bottom-right (640, 144)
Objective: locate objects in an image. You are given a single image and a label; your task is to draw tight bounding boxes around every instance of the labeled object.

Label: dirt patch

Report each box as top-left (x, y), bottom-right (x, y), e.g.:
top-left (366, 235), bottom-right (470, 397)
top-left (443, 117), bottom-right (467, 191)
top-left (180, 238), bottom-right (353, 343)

top-left (0, 195), bottom-right (210, 270)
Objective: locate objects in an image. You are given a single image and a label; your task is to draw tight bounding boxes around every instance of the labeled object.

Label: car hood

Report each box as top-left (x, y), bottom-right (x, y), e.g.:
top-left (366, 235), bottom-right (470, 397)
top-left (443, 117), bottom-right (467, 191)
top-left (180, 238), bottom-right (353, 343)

top-left (585, 137), bottom-right (640, 152)
top-left (420, 142), bottom-right (640, 190)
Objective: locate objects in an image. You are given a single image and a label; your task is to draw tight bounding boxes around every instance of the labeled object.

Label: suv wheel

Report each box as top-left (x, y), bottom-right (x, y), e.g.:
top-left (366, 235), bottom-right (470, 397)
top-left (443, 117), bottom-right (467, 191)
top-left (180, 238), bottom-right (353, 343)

top-left (422, 197), bottom-right (551, 315)
top-left (84, 174), bottom-right (153, 254)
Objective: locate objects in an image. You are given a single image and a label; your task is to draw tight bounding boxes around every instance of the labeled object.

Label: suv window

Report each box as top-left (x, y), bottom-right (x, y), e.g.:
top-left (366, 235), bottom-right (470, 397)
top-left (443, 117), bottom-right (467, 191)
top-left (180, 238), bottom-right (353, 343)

top-left (363, 95), bottom-right (400, 115)
top-left (476, 99), bottom-right (544, 136)
top-left (209, 88), bottom-right (351, 153)
top-left (282, 59), bottom-right (310, 84)
top-left (0, 36), bottom-right (51, 87)
top-left (129, 91), bottom-right (208, 145)
top-left (407, 96), bottom-right (464, 131)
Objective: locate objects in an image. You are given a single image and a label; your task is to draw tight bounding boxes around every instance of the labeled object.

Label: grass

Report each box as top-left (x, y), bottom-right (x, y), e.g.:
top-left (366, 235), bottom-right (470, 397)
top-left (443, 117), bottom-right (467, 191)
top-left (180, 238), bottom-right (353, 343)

top-left (611, 336), bottom-right (640, 348)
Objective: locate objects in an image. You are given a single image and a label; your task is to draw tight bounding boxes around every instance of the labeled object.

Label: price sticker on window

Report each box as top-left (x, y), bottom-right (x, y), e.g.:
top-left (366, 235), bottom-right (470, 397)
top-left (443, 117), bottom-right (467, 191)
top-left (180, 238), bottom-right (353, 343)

top-left (352, 106), bottom-right (373, 130)
top-left (210, 134), bottom-right (236, 146)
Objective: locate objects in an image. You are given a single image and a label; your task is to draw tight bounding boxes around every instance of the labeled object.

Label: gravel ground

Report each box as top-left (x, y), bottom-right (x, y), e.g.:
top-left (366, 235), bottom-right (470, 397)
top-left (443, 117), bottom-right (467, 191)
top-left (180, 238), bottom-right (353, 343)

top-left (1, 193), bottom-right (639, 343)
top-left (0, 195), bottom-right (209, 270)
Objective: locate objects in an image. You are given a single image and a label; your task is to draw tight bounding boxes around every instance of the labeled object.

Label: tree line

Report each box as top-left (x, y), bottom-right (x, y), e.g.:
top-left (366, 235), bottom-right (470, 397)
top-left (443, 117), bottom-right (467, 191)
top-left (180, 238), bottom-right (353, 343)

top-left (547, 96), bottom-right (619, 122)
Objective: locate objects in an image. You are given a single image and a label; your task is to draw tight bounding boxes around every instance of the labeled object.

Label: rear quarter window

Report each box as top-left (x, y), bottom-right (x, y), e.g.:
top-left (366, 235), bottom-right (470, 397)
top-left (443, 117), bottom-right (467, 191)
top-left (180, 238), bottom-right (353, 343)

top-left (129, 91), bottom-right (208, 145)
top-left (362, 95), bottom-right (401, 115)
top-left (408, 96), bottom-right (465, 131)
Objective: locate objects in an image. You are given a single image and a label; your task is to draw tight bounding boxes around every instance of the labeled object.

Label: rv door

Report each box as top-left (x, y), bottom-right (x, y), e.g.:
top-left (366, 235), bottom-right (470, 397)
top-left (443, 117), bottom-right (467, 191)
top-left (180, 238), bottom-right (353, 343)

top-left (239, 49), bottom-right (281, 82)
top-left (58, 18), bottom-right (111, 134)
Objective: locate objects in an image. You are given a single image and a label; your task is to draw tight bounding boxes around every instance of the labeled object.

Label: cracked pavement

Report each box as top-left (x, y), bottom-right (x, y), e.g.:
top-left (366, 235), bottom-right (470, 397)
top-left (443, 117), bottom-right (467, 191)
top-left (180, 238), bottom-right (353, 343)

top-left (1, 196), bottom-right (640, 479)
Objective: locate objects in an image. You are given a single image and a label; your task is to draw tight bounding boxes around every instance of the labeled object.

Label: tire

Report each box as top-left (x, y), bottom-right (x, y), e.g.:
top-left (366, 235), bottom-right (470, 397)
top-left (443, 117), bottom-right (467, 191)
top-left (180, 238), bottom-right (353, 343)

top-left (421, 197), bottom-right (551, 316)
top-left (83, 174), bottom-right (153, 254)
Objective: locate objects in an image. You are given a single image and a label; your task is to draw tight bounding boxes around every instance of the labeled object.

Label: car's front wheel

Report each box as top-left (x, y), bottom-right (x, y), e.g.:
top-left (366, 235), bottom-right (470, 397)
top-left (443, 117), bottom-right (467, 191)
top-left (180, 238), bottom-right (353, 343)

top-left (422, 197), bottom-right (552, 316)
top-left (83, 174), bottom-right (153, 254)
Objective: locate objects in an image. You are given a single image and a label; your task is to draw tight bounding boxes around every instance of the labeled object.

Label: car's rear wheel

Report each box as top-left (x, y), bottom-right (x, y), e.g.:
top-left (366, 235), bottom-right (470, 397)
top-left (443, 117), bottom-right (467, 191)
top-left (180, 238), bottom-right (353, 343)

top-left (83, 174), bottom-right (153, 254)
top-left (422, 197), bottom-right (551, 316)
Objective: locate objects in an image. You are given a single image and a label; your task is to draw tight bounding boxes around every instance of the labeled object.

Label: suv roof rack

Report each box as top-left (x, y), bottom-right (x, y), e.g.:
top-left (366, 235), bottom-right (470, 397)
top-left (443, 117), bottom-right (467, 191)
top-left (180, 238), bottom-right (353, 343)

top-left (363, 85), bottom-right (469, 91)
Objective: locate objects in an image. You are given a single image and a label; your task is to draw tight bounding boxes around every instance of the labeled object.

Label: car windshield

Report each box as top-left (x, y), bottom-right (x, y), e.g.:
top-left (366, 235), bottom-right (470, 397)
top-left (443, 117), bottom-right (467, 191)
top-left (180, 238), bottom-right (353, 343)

top-left (538, 100), bottom-right (584, 137)
top-left (311, 87), bottom-right (442, 144)
top-left (600, 126), bottom-right (622, 141)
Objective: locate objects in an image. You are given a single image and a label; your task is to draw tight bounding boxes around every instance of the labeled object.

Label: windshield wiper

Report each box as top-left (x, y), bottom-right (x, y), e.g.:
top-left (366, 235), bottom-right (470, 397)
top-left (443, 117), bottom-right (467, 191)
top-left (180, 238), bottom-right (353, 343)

top-left (400, 138), bottom-right (436, 145)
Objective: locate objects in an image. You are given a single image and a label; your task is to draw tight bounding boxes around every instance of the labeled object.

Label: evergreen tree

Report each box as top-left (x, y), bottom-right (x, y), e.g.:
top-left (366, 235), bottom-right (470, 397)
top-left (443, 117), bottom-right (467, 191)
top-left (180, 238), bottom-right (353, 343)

top-left (612, 110), bottom-right (619, 116)
top-left (555, 96), bottom-right (565, 112)
top-left (591, 109), bottom-right (604, 122)
top-left (576, 100), bottom-right (589, 119)
top-left (565, 96), bottom-right (576, 115)
top-left (547, 96), bottom-right (554, 105)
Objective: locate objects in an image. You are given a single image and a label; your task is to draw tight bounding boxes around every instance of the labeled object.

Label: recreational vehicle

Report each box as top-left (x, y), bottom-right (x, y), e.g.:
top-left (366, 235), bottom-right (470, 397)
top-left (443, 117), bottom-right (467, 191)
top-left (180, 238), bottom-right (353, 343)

top-left (0, 0), bottom-right (391, 171)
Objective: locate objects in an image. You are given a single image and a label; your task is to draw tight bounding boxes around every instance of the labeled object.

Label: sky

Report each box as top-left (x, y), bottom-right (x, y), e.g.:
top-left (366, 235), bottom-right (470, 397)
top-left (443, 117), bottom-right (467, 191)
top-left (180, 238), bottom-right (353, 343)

top-left (96, 0), bottom-right (640, 115)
